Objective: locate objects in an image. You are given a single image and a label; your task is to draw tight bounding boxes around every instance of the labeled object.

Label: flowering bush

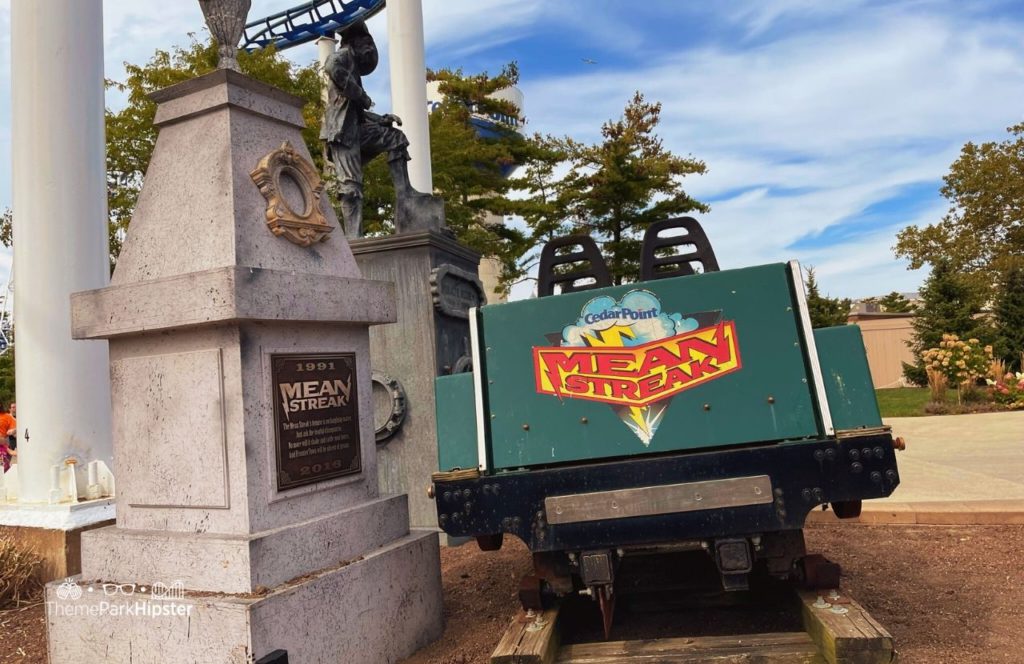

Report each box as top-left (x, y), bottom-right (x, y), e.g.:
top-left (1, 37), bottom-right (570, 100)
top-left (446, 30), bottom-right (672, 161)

top-left (987, 371), bottom-right (1024, 408)
top-left (921, 334), bottom-right (993, 389)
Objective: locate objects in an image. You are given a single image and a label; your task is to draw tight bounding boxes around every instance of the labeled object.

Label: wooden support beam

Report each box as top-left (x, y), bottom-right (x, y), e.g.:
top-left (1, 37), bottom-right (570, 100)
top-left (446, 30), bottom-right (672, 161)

top-left (492, 607), bottom-right (561, 664)
top-left (799, 591), bottom-right (895, 664)
top-left (556, 632), bottom-right (823, 663)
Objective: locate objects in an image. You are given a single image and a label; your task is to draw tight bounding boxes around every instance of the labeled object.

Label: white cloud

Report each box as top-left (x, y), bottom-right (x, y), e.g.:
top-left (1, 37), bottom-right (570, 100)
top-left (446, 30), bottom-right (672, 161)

top-left (517, 5), bottom-right (1024, 297)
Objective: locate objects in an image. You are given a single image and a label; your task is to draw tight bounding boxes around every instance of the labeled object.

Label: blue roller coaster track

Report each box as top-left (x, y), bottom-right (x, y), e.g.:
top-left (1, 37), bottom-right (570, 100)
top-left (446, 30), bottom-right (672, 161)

top-left (242, 0), bottom-right (386, 52)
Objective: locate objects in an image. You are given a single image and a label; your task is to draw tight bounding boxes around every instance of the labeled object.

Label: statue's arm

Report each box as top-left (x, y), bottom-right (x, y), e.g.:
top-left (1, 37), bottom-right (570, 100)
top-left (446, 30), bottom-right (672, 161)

top-left (325, 53), bottom-right (372, 109)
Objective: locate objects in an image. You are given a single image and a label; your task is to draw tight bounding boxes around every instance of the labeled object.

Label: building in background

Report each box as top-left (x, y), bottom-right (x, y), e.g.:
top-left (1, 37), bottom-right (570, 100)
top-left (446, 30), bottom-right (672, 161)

top-left (847, 311), bottom-right (916, 389)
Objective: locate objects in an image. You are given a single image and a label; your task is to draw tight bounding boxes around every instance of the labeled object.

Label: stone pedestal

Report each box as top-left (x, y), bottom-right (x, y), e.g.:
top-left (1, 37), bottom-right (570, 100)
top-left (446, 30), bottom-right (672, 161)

top-left (351, 232), bottom-right (484, 529)
top-left (46, 70), bottom-right (442, 663)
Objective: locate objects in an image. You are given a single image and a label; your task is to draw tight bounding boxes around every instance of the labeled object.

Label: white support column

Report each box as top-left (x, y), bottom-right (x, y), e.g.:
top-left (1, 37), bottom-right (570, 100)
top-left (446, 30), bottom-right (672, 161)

top-left (316, 35), bottom-right (337, 106)
top-left (387, 0), bottom-right (433, 192)
top-left (9, 0), bottom-right (113, 507)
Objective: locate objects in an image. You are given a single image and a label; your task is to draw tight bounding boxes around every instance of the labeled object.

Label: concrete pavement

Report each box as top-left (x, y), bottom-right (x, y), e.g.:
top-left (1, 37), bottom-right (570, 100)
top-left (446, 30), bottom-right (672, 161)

top-left (812, 411), bottom-right (1024, 525)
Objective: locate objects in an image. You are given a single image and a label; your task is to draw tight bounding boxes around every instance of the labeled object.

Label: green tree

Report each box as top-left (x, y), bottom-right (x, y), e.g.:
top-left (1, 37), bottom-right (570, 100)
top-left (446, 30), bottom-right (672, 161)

top-left (903, 259), bottom-right (991, 384)
top-left (994, 264), bottom-right (1024, 369)
top-left (0, 208), bottom-right (10, 249)
top-left (895, 123), bottom-right (1024, 284)
top-left (878, 291), bottom-right (913, 313)
top-left (545, 92), bottom-right (708, 284)
top-left (106, 37), bottom-right (325, 266)
top-left (366, 63), bottom-right (565, 293)
top-left (0, 346), bottom-right (13, 407)
top-left (805, 267), bottom-right (851, 328)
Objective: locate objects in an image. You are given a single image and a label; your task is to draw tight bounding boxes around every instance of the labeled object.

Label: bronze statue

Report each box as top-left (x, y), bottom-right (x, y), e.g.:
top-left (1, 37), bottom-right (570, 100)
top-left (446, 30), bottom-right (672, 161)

top-left (321, 21), bottom-right (441, 238)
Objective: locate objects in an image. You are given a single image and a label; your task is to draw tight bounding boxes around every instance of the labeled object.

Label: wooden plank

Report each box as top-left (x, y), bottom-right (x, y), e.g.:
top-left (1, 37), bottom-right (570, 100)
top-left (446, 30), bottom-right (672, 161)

top-left (557, 631), bottom-right (824, 663)
top-left (492, 607), bottom-right (561, 664)
top-left (799, 592), bottom-right (894, 664)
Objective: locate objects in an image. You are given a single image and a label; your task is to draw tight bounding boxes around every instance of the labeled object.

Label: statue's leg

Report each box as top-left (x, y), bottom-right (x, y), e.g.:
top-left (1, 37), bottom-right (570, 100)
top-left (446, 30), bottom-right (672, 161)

top-left (388, 149), bottom-right (415, 196)
top-left (339, 194), bottom-right (363, 239)
top-left (329, 141), bottom-right (365, 238)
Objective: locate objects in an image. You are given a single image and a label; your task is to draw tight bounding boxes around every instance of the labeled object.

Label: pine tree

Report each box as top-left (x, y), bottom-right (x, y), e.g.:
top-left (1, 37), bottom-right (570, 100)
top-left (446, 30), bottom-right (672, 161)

top-left (994, 264), bottom-right (1024, 369)
top-left (805, 267), bottom-right (852, 328)
top-left (547, 92), bottom-right (708, 284)
top-left (362, 63), bottom-right (567, 294)
top-left (904, 259), bottom-right (992, 384)
top-left (878, 291), bottom-right (913, 313)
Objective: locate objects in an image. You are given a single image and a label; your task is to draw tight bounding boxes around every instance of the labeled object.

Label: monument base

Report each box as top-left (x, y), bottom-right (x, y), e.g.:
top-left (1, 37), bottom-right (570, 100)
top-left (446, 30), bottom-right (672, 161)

top-left (47, 529), bottom-right (443, 664)
top-left (79, 494), bottom-right (411, 594)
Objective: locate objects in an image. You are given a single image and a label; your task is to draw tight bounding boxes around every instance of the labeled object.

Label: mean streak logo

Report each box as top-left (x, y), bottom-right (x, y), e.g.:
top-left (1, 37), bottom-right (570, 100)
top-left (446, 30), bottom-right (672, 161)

top-left (533, 290), bottom-right (741, 445)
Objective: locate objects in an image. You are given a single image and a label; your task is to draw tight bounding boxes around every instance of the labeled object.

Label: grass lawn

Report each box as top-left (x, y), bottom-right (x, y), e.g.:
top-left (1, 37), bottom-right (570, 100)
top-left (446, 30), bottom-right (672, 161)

top-left (874, 387), bottom-right (961, 417)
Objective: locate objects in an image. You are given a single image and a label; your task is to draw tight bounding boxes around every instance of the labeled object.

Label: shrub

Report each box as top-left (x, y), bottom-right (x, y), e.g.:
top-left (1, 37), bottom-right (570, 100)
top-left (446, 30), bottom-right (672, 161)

top-left (902, 361), bottom-right (927, 387)
top-left (921, 334), bottom-right (994, 403)
top-left (0, 536), bottom-right (43, 608)
top-left (926, 368), bottom-right (948, 403)
top-left (987, 371), bottom-right (1024, 409)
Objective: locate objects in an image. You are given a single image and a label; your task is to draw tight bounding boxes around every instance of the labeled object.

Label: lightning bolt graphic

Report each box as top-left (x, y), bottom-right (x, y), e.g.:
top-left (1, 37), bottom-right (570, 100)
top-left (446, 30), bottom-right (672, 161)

top-left (581, 326), bottom-right (657, 442)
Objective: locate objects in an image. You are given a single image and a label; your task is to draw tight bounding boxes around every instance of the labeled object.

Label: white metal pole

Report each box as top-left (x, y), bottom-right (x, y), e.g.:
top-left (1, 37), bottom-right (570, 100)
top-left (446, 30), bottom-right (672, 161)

top-left (316, 35), bottom-right (336, 106)
top-left (386, 0), bottom-right (433, 192)
top-left (10, 0), bottom-right (113, 505)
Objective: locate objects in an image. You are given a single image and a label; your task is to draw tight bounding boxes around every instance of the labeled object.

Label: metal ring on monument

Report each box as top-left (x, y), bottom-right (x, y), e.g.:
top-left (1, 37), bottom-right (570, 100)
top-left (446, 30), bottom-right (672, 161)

top-left (371, 371), bottom-right (407, 444)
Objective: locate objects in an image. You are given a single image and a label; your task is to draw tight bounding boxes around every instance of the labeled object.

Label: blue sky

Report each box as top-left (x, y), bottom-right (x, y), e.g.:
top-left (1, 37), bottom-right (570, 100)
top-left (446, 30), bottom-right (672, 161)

top-left (2, 0), bottom-right (1024, 299)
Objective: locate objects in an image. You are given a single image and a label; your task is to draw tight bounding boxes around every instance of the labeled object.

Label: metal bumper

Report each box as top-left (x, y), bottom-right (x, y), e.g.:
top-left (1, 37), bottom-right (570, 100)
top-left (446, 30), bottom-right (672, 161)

top-left (432, 431), bottom-right (899, 553)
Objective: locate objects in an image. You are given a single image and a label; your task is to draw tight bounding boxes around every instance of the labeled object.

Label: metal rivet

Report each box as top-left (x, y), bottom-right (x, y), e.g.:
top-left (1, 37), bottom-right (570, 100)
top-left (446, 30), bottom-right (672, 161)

top-left (849, 449), bottom-right (860, 461)
top-left (703, 403), bottom-right (711, 411)
top-left (874, 446), bottom-right (885, 459)
top-left (754, 486), bottom-right (763, 495)
top-left (611, 501), bottom-right (619, 509)
top-left (767, 396), bottom-right (776, 404)
top-left (522, 423), bottom-right (530, 431)
top-left (870, 471), bottom-right (882, 483)
top-left (814, 450), bottom-right (825, 462)
top-left (851, 462), bottom-right (863, 474)
top-left (580, 417), bottom-right (588, 424)
top-left (694, 493), bottom-right (703, 501)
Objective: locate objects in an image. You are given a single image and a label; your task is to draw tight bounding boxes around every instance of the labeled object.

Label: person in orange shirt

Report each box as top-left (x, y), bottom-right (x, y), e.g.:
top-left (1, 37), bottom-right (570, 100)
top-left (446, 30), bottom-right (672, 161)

top-left (0, 402), bottom-right (12, 471)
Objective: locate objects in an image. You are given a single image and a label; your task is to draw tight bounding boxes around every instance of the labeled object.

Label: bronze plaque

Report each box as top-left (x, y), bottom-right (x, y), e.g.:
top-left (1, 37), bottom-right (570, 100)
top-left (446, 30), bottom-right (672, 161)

top-left (272, 353), bottom-right (361, 490)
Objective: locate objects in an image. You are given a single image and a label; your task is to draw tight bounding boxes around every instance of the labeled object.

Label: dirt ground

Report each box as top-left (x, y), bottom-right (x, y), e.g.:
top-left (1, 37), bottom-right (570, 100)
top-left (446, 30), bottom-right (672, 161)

top-left (2, 523), bottom-right (1021, 663)
top-left (401, 523), bottom-right (1024, 664)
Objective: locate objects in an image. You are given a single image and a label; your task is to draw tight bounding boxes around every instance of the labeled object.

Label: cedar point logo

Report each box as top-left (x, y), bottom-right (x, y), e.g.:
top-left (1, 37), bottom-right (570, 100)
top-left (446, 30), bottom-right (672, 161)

top-left (533, 290), bottom-right (741, 445)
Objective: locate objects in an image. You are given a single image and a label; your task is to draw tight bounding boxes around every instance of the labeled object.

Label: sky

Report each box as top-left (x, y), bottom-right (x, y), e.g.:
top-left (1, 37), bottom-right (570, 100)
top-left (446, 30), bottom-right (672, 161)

top-left (1, 0), bottom-right (1024, 300)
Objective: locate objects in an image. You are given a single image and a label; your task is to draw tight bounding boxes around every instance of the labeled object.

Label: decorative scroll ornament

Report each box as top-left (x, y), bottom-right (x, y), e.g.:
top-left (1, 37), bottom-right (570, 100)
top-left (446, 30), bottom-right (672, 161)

top-left (198, 0), bottom-right (251, 72)
top-left (250, 141), bottom-right (333, 247)
top-left (429, 264), bottom-right (486, 319)
top-left (371, 371), bottom-right (407, 445)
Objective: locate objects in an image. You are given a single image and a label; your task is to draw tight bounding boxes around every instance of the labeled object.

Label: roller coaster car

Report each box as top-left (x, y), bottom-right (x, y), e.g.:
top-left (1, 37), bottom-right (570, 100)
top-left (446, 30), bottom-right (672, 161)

top-left (429, 217), bottom-right (900, 633)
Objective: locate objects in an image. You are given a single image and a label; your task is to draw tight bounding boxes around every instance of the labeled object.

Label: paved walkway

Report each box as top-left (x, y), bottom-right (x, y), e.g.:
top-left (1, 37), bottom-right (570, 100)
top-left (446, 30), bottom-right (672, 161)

top-left (812, 411), bottom-right (1024, 525)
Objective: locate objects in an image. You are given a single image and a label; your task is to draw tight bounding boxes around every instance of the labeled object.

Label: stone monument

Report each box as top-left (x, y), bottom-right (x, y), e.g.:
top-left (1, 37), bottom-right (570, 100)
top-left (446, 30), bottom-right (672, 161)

top-left (45, 4), bottom-right (442, 661)
top-left (313, 19), bottom-right (485, 530)
top-left (353, 231), bottom-right (484, 530)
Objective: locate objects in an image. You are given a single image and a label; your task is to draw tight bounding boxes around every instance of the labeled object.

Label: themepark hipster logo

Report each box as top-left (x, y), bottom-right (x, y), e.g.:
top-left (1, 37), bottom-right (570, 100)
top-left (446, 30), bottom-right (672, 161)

top-left (48, 578), bottom-right (193, 620)
top-left (533, 290), bottom-right (741, 445)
